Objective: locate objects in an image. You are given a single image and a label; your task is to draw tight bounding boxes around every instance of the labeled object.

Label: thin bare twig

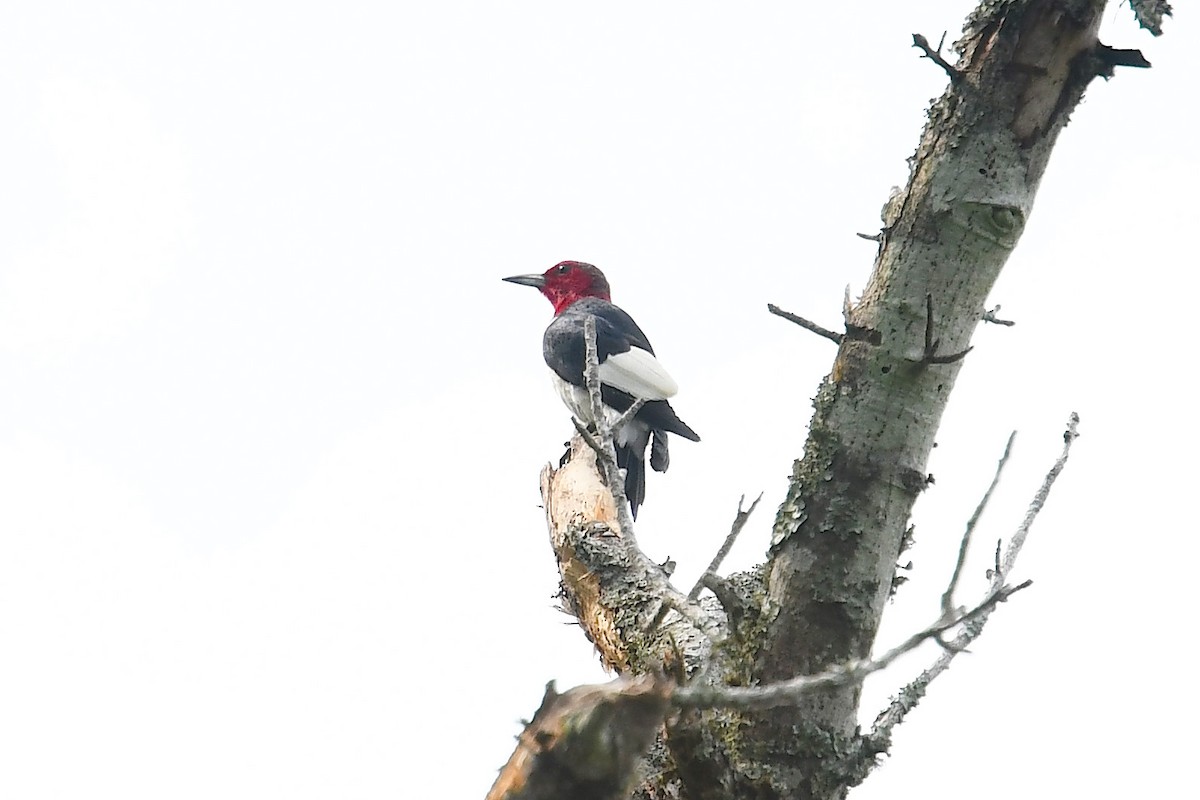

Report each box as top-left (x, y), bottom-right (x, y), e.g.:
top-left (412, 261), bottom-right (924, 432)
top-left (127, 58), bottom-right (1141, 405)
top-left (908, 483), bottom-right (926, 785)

top-left (570, 417), bottom-right (608, 464)
top-left (941, 431), bottom-right (1017, 618)
top-left (919, 293), bottom-right (973, 364)
top-left (924, 294), bottom-right (935, 355)
top-left (581, 316), bottom-right (638, 543)
top-left (912, 33), bottom-right (963, 84)
top-left (580, 317), bottom-right (721, 644)
top-left (982, 305), bottom-right (1016, 326)
top-left (613, 397), bottom-right (647, 436)
top-left (674, 580), bottom-right (1031, 711)
top-left (1095, 44), bottom-right (1152, 72)
top-left (996, 413), bottom-right (1079, 581)
top-left (688, 494), bottom-right (762, 602)
top-left (767, 303), bottom-right (843, 345)
top-left (646, 494), bottom-right (762, 635)
top-left (866, 413), bottom-right (1081, 749)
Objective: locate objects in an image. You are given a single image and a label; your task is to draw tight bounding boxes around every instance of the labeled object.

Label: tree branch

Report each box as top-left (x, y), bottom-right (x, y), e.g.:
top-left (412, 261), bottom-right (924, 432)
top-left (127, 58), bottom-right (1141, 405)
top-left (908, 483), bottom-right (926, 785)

top-left (982, 304), bottom-right (1016, 326)
top-left (865, 413), bottom-right (1081, 751)
top-left (487, 677), bottom-right (671, 800)
top-left (912, 32), bottom-right (964, 85)
top-left (941, 431), bottom-right (1016, 618)
top-left (767, 303), bottom-right (843, 345)
top-left (675, 580), bottom-right (1031, 712)
top-left (581, 316), bottom-right (639, 544)
top-left (919, 293), bottom-right (973, 364)
top-left (688, 493), bottom-right (762, 602)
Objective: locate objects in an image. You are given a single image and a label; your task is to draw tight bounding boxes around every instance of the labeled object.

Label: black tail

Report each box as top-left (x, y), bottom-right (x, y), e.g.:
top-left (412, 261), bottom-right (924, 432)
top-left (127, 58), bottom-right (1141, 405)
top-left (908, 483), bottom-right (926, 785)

top-left (601, 387), bottom-right (700, 443)
top-left (638, 399), bottom-right (700, 443)
top-left (612, 404), bottom-right (698, 519)
top-left (650, 429), bottom-right (669, 473)
top-left (616, 442), bottom-right (646, 519)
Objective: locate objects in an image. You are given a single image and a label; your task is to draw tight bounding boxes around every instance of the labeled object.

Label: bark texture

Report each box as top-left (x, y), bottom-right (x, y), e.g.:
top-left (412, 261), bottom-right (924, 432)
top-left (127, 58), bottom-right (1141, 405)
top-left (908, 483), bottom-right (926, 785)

top-left (493, 2), bottom-right (1160, 799)
top-left (487, 677), bottom-right (672, 800)
top-left (749, 3), bottom-right (1143, 795)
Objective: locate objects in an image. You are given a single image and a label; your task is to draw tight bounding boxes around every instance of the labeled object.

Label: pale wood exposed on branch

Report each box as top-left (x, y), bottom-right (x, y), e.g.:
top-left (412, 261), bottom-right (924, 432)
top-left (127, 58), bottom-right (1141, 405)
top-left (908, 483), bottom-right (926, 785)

top-left (539, 317), bottom-right (725, 674)
top-left (539, 438), bottom-right (722, 673)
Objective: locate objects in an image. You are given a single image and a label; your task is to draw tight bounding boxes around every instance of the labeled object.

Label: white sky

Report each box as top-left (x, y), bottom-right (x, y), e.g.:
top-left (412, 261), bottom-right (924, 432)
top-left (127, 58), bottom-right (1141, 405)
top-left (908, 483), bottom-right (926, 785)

top-left (1, 2), bottom-right (1194, 798)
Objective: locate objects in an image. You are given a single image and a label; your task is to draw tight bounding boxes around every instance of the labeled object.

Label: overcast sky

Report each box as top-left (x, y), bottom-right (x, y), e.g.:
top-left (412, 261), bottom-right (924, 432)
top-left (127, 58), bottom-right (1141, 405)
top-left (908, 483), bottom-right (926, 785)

top-left (1, 2), bottom-right (1194, 798)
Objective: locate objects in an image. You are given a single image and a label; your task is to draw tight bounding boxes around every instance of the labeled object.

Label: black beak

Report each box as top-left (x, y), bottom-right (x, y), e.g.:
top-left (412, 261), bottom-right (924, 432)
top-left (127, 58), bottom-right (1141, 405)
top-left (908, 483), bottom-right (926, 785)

top-left (502, 273), bottom-right (546, 288)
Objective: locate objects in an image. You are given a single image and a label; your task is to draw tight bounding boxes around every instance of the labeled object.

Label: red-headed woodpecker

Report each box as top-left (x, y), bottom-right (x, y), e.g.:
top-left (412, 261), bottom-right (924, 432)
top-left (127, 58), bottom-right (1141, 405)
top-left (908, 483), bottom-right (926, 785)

top-left (504, 261), bottom-right (699, 519)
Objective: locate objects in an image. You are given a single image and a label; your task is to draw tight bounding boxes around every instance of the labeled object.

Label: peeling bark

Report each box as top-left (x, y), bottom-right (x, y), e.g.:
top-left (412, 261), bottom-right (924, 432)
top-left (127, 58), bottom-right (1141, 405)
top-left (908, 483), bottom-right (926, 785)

top-left (540, 437), bottom-right (722, 676)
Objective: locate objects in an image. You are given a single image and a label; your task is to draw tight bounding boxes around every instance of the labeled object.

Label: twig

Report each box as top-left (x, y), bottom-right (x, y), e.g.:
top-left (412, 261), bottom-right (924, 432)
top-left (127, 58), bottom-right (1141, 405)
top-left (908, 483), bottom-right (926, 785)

top-left (581, 316), bottom-right (638, 542)
top-left (570, 417), bottom-right (609, 465)
top-left (688, 494), bottom-right (762, 602)
top-left (767, 303), bottom-right (843, 345)
top-left (581, 317), bottom-right (610, 450)
top-left (613, 397), bottom-right (647, 436)
top-left (940, 431), bottom-right (1016, 618)
top-left (923, 294), bottom-right (935, 356)
top-left (580, 317), bottom-right (720, 644)
top-left (647, 493), bottom-right (762, 635)
top-left (866, 413), bottom-right (1081, 749)
top-left (1095, 44), bottom-right (1152, 73)
top-left (674, 581), bottom-right (1031, 711)
top-left (996, 412), bottom-right (1079, 582)
top-left (912, 33), bottom-right (963, 84)
top-left (856, 231), bottom-right (882, 242)
top-left (919, 293), bottom-right (973, 364)
top-left (982, 304), bottom-right (1015, 326)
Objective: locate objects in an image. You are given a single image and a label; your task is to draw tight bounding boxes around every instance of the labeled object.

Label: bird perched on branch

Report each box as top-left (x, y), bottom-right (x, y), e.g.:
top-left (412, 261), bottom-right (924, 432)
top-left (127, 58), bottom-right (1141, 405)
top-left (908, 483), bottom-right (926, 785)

top-left (504, 261), bottom-right (700, 519)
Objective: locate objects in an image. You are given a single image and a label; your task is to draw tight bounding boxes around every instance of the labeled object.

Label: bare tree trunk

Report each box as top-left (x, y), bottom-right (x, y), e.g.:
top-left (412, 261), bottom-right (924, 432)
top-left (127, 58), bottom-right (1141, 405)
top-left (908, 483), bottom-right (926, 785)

top-left (491, 2), bottom-right (1165, 799)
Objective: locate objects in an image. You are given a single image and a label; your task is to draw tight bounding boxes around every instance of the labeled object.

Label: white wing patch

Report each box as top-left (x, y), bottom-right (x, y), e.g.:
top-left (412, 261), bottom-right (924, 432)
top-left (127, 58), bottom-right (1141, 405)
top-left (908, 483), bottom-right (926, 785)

top-left (598, 348), bottom-right (679, 400)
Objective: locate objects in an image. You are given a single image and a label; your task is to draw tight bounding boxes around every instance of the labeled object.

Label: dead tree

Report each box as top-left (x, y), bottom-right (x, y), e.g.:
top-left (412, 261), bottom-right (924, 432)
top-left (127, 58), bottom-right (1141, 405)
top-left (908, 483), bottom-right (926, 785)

top-left (489, 2), bottom-right (1169, 799)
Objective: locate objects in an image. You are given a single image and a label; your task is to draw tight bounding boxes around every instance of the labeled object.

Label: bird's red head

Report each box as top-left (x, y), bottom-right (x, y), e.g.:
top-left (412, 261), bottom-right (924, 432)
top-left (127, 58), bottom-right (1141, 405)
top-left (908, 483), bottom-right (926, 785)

top-left (503, 261), bottom-right (612, 315)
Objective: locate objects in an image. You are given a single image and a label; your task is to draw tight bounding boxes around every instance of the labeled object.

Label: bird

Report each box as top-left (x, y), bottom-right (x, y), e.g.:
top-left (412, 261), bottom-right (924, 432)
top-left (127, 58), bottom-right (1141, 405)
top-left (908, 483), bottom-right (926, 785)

top-left (504, 261), bottom-right (699, 519)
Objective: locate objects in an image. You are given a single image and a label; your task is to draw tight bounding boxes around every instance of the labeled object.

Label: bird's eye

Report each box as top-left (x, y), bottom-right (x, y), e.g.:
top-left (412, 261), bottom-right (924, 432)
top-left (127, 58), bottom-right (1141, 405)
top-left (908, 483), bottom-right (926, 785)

top-left (556, 264), bottom-right (570, 275)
